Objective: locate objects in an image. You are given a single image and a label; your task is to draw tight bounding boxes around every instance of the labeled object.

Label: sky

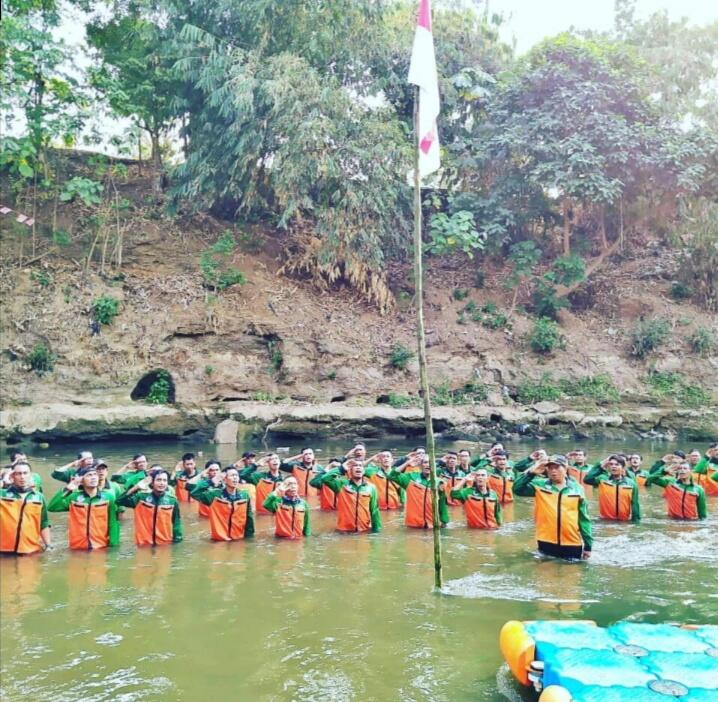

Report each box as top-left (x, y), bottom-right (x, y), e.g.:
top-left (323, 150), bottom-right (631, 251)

top-left (492, 0), bottom-right (717, 52)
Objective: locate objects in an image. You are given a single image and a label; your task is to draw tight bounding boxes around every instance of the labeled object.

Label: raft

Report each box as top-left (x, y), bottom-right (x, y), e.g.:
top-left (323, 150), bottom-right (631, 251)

top-left (500, 620), bottom-right (718, 701)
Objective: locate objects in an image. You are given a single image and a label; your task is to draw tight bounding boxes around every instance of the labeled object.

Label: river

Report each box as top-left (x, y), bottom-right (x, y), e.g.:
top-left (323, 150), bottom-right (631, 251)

top-left (1, 437), bottom-right (716, 701)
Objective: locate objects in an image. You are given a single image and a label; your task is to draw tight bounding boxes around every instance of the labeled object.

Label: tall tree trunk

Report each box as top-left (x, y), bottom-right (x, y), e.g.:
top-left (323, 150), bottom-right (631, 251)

top-left (150, 129), bottom-right (162, 196)
top-left (599, 205), bottom-right (608, 251)
top-left (562, 198), bottom-right (572, 255)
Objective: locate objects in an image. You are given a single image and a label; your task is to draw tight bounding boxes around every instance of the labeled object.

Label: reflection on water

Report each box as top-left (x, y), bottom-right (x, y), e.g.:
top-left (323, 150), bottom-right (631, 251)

top-left (0, 437), bottom-right (716, 701)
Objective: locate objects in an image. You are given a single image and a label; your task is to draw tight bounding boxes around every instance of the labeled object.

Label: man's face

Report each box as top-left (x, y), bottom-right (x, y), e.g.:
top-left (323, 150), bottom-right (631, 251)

top-left (78, 452), bottom-right (93, 468)
top-left (349, 461), bottom-right (365, 480)
top-left (206, 464), bottom-right (220, 479)
top-left (183, 459), bottom-right (196, 473)
top-left (152, 473), bottom-right (168, 493)
top-left (445, 455), bottom-right (458, 470)
top-left (458, 451), bottom-right (470, 467)
top-left (574, 451), bottom-right (586, 465)
top-left (628, 454), bottom-right (641, 468)
top-left (675, 464), bottom-right (692, 480)
top-left (489, 444), bottom-right (504, 456)
top-left (224, 470), bottom-right (240, 488)
top-left (688, 451), bottom-right (701, 466)
top-left (134, 456), bottom-right (148, 471)
top-left (82, 471), bottom-right (99, 489)
top-left (97, 466), bottom-right (108, 481)
top-left (495, 456), bottom-right (508, 470)
top-left (353, 445), bottom-right (367, 460)
top-left (474, 470), bottom-right (488, 490)
top-left (12, 465), bottom-right (32, 490)
top-left (301, 449), bottom-right (314, 465)
top-left (420, 458), bottom-right (431, 476)
top-left (267, 454), bottom-right (280, 471)
top-left (546, 463), bottom-right (566, 483)
top-left (607, 459), bottom-right (623, 479)
top-left (284, 478), bottom-right (298, 498)
top-left (378, 452), bottom-right (393, 469)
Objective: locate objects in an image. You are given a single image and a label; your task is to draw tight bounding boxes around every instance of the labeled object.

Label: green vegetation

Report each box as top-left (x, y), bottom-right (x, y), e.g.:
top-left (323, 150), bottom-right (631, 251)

top-left (30, 270), bottom-right (52, 287)
top-left (517, 373), bottom-right (620, 405)
top-left (630, 319), bottom-right (670, 359)
top-left (645, 372), bottom-right (710, 408)
top-left (670, 281), bottom-right (692, 300)
top-left (432, 380), bottom-right (489, 406)
top-left (452, 288), bottom-right (469, 301)
top-left (386, 393), bottom-right (417, 408)
top-left (26, 344), bottom-right (57, 375)
top-left (146, 370), bottom-right (171, 404)
top-left (92, 295), bottom-right (120, 325)
top-left (389, 344), bottom-right (415, 371)
top-left (199, 231), bottom-right (246, 292)
top-left (267, 340), bottom-right (283, 375)
top-left (689, 327), bottom-right (715, 355)
top-left (204, 365), bottom-right (215, 376)
top-left (428, 211), bottom-right (484, 258)
top-left (529, 318), bottom-right (562, 354)
top-left (60, 177), bottom-right (103, 206)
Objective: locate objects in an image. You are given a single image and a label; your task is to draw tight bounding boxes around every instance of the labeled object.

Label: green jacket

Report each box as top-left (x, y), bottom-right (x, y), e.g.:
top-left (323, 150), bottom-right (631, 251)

top-left (364, 463), bottom-right (406, 505)
top-left (645, 474), bottom-right (707, 519)
top-left (387, 469), bottom-right (450, 525)
top-left (449, 486), bottom-right (503, 525)
top-left (513, 455), bottom-right (536, 473)
top-left (694, 457), bottom-right (718, 475)
top-left (583, 466), bottom-right (641, 522)
top-left (319, 472), bottom-right (382, 532)
top-left (513, 472), bottom-right (593, 550)
top-left (47, 487), bottom-right (121, 546)
top-left (111, 470), bottom-right (147, 488)
top-left (0, 487), bottom-right (50, 528)
top-left (262, 494), bottom-right (311, 536)
top-left (116, 490), bottom-right (183, 542)
top-left (240, 469), bottom-right (283, 487)
top-left (190, 486), bottom-right (255, 537)
top-left (280, 460), bottom-right (323, 475)
top-left (51, 466), bottom-right (78, 483)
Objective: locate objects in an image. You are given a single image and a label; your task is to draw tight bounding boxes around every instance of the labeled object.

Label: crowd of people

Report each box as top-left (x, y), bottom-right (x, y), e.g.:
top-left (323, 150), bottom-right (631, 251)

top-left (1, 441), bottom-right (716, 561)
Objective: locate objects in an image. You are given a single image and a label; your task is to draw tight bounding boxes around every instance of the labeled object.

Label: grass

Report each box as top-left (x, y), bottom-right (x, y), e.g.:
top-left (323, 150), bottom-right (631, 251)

top-left (630, 318), bottom-right (669, 358)
top-left (516, 373), bottom-right (620, 405)
top-left (689, 327), bottom-right (714, 355)
top-left (645, 371), bottom-right (710, 408)
top-left (26, 344), bottom-right (57, 375)
top-left (389, 344), bottom-right (415, 370)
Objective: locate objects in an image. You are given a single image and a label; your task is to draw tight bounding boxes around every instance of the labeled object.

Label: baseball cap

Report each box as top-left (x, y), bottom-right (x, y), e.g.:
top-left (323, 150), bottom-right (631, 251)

top-left (546, 454), bottom-right (568, 467)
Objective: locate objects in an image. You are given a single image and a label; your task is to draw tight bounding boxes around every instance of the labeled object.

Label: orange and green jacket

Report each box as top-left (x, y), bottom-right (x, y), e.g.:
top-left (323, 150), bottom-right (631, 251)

top-left (319, 470), bottom-right (382, 532)
top-left (645, 473), bottom-right (707, 520)
top-left (387, 470), bottom-right (450, 526)
top-left (449, 486), bottom-right (503, 527)
top-left (0, 487), bottom-right (49, 554)
top-left (583, 466), bottom-right (641, 522)
top-left (47, 486), bottom-right (121, 548)
top-left (263, 493), bottom-right (311, 537)
top-left (117, 490), bottom-right (183, 543)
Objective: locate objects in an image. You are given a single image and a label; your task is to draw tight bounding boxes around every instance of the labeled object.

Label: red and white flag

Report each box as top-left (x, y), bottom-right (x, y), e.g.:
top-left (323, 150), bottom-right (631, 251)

top-left (408, 0), bottom-right (440, 178)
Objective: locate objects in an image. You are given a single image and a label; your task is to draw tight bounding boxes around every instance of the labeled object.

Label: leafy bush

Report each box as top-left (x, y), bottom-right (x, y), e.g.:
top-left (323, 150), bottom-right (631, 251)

top-left (200, 231), bottom-right (246, 291)
top-left (670, 281), bottom-right (692, 300)
top-left (516, 374), bottom-right (563, 404)
top-left (630, 318), bottom-right (669, 358)
top-left (559, 375), bottom-right (620, 403)
top-left (532, 281), bottom-right (568, 320)
top-left (92, 295), bottom-right (120, 325)
top-left (645, 372), bottom-right (710, 408)
top-left (529, 317), bottom-right (562, 354)
top-left (545, 255), bottom-right (587, 286)
top-left (389, 344), bottom-right (415, 370)
top-left (386, 393), bottom-right (416, 408)
top-left (428, 210), bottom-right (485, 258)
top-left (26, 344), bottom-right (56, 375)
top-left (452, 288), bottom-right (469, 301)
top-left (689, 327), bottom-right (714, 355)
top-left (146, 370), bottom-right (171, 404)
top-left (267, 340), bottom-right (283, 374)
top-left (52, 229), bottom-right (72, 246)
top-left (60, 177), bottom-right (103, 206)
top-left (432, 380), bottom-right (488, 406)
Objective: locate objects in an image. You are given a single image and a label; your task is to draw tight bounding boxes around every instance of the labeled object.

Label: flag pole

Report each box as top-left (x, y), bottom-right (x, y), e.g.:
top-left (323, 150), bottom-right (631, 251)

top-left (413, 88), bottom-right (443, 591)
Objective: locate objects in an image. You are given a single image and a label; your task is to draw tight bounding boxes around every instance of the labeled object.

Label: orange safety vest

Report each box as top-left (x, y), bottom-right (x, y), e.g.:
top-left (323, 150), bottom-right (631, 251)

top-left (405, 481), bottom-right (434, 529)
top-left (319, 483), bottom-right (337, 511)
top-left (291, 465), bottom-right (318, 498)
top-left (208, 495), bottom-right (249, 541)
top-left (597, 481), bottom-right (634, 521)
top-left (174, 475), bottom-right (195, 503)
top-left (255, 477), bottom-right (278, 515)
top-left (488, 473), bottom-right (514, 503)
top-left (0, 494), bottom-right (43, 554)
top-left (464, 492), bottom-right (499, 529)
top-left (693, 470), bottom-right (718, 497)
top-left (442, 473), bottom-right (464, 506)
top-left (274, 500), bottom-right (306, 538)
top-left (367, 471), bottom-right (402, 510)
top-left (635, 473), bottom-right (648, 486)
top-left (568, 466), bottom-right (588, 485)
top-left (336, 483), bottom-right (372, 532)
top-left (664, 483), bottom-right (700, 520)
top-left (134, 499), bottom-right (175, 546)
top-left (534, 487), bottom-right (583, 547)
top-left (68, 499), bottom-right (110, 550)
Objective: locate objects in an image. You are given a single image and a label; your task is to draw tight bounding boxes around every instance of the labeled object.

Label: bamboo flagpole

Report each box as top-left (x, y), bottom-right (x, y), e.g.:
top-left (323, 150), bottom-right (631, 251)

top-left (408, 0), bottom-right (443, 590)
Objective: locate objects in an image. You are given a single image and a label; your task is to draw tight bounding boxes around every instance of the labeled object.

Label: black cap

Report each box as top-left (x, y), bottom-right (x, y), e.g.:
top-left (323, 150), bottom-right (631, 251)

top-left (77, 465), bottom-right (98, 477)
top-left (674, 450), bottom-right (686, 459)
top-left (93, 459), bottom-right (108, 469)
top-left (242, 451), bottom-right (256, 459)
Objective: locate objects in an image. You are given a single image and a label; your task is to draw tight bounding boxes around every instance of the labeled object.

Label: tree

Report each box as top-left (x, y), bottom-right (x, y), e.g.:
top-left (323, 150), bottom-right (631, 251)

top-left (86, 12), bottom-right (179, 194)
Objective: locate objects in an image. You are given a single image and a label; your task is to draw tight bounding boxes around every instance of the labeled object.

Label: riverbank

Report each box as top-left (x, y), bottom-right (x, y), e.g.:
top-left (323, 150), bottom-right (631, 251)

top-left (1, 400), bottom-right (715, 444)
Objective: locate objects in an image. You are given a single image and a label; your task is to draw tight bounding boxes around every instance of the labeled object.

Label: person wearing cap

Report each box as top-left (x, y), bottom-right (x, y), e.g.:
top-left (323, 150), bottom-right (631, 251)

top-left (438, 452), bottom-right (467, 506)
top-left (112, 454), bottom-right (150, 489)
top-left (170, 453), bottom-right (200, 503)
top-left (47, 464), bottom-right (121, 549)
top-left (51, 450), bottom-right (94, 484)
top-left (513, 454), bottom-right (593, 560)
top-left (388, 455), bottom-right (449, 529)
top-left (363, 450), bottom-right (404, 510)
top-left (0, 462), bottom-right (51, 555)
top-left (583, 455), bottom-right (641, 522)
top-left (117, 467), bottom-right (183, 545)
top-left (240, 453), bottom-right (285, 515)
top-left (191, 466), bottom-right (254, 541)
top-left (318, 459), bottom-right (381, 533)
top-left (263, 476), bottom-right (310, 538)
top-left (645, 461), bottom-right (707, 520)
top-left (449, 469), bottom-right (502, 529)
top-left (235, 451), bottom-right (258, 473)
top-left (486, 451), bottom-right (515, 503)
top-left (280, 447), bottom-right (322, 498)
